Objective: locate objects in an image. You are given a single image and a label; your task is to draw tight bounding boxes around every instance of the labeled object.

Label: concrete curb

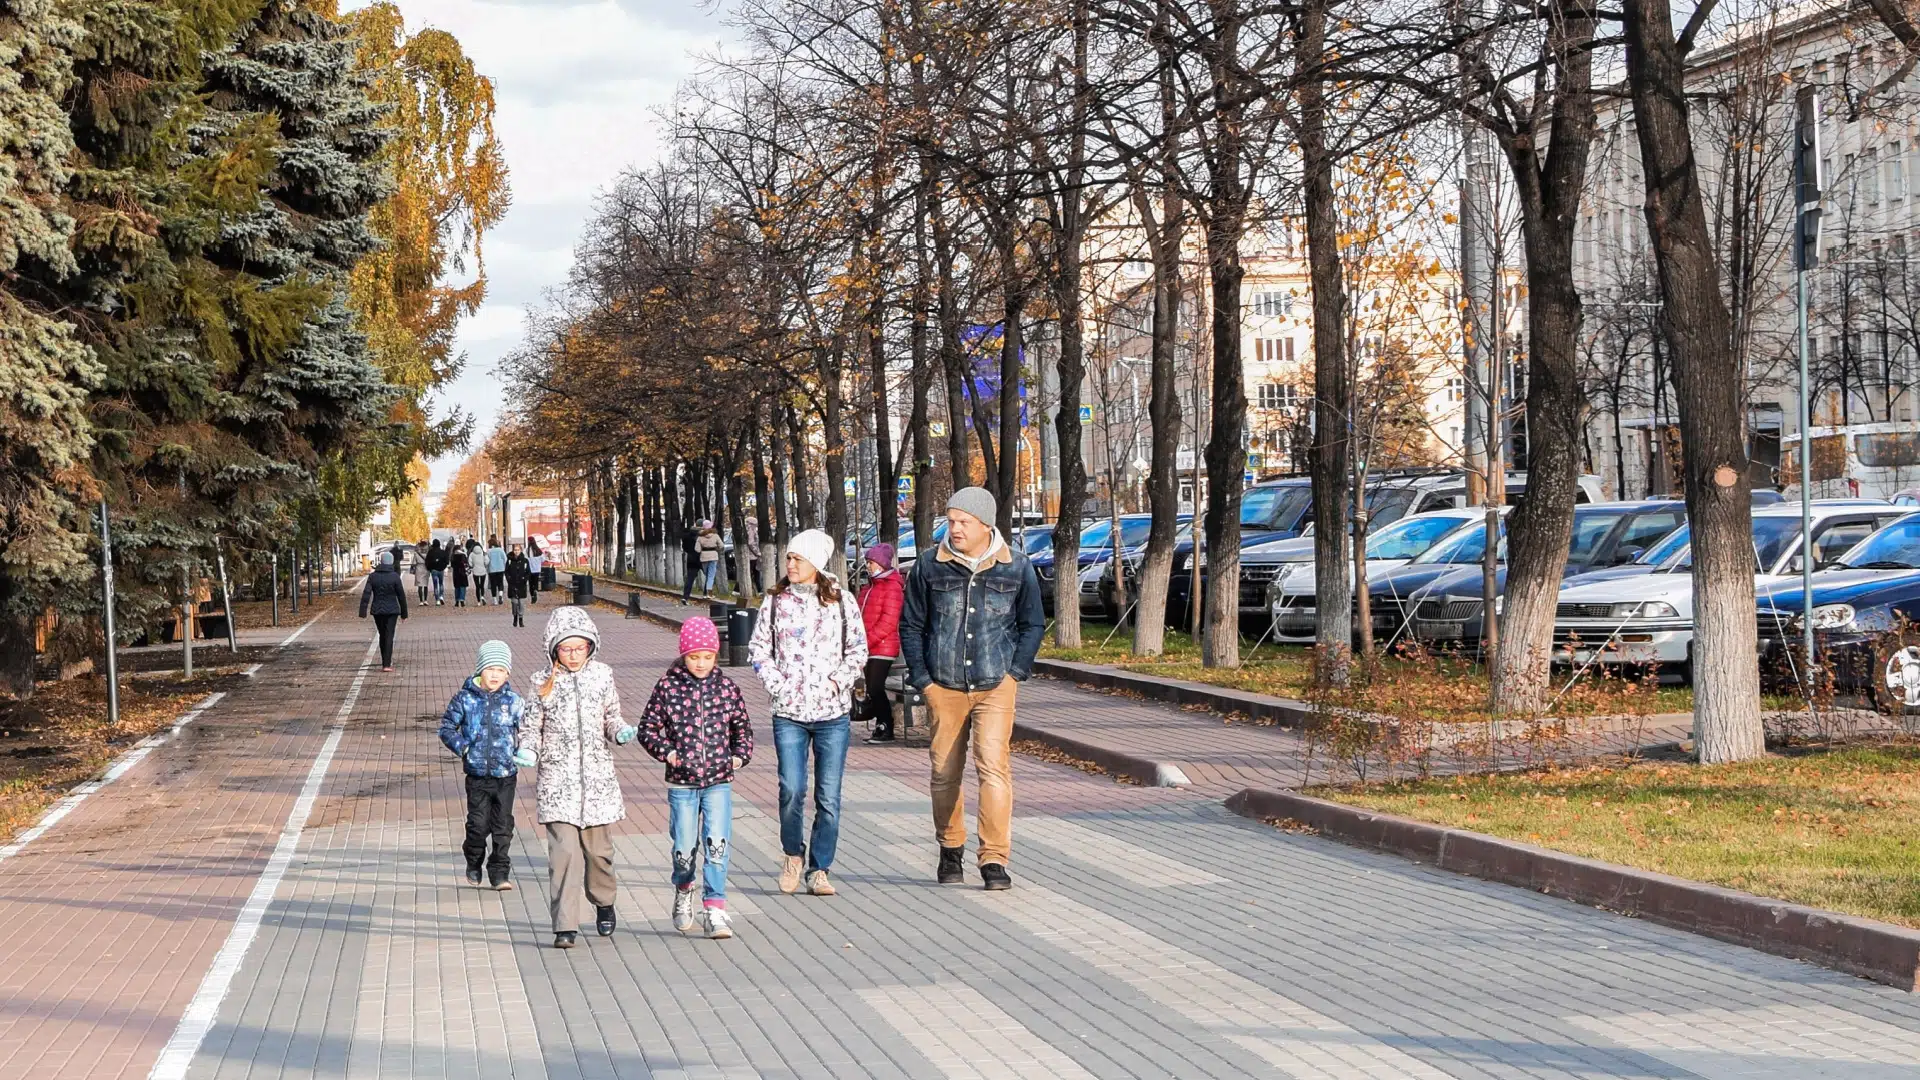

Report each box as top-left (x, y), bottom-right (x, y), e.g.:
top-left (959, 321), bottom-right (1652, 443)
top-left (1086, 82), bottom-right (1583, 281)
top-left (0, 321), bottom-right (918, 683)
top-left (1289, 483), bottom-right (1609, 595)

top-left (1032, 657), bottom-right (1315, 726)
top-left (1223, 786), bottom-right (1920, 992)
top-left (586, 583), bottom-right (1190, 787)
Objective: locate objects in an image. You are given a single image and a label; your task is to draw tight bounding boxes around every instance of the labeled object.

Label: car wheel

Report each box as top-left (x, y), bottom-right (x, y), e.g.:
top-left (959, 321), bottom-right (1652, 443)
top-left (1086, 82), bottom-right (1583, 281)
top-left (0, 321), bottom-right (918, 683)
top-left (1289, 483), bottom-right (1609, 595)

top-left (1869, 628), bottom-right (1920, 715)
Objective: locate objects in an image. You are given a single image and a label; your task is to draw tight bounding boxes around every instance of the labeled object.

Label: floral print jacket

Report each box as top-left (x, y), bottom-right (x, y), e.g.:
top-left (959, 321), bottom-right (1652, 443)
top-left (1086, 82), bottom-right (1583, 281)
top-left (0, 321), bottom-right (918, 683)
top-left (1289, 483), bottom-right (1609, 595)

top-left (637, 663), bottom-right (754, 787)
top-left (523, 659), bottom-right (627, 827)
top-left (747, 581), bottom-right (868, 722)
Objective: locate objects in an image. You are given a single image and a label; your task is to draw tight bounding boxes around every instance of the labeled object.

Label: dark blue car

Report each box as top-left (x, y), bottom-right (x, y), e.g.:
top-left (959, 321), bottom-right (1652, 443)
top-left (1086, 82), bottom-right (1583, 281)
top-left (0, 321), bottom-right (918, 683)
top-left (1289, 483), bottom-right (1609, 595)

top-left (1757, 513), bottom-right (1920, 709)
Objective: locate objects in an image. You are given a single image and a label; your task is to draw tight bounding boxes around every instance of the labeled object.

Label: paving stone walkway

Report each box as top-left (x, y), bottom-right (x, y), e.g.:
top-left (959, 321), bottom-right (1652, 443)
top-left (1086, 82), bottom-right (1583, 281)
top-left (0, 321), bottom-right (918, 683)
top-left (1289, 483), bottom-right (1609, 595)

top-left (2, 589), bottom-right (1919, 1079)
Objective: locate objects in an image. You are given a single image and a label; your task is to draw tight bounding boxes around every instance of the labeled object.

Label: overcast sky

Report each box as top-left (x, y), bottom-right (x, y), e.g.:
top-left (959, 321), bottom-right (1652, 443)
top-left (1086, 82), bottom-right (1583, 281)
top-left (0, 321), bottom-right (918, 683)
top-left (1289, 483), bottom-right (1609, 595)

top-left (348, 0), bottom-right (735, 490)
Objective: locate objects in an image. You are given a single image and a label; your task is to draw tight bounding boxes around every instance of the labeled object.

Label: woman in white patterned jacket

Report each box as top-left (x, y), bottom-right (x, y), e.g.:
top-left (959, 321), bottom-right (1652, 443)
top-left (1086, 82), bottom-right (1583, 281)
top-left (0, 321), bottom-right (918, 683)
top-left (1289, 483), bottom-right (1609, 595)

top-left (747, 528), bottom-right (868, 898)
top-left (516, 605), bottom-right (635, 948)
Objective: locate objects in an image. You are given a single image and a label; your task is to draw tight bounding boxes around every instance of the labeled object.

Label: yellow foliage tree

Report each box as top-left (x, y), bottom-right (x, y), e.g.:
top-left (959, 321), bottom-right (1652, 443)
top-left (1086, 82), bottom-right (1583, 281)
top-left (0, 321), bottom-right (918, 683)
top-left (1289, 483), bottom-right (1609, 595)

top-left (389, 457), bottom-right (432, 539)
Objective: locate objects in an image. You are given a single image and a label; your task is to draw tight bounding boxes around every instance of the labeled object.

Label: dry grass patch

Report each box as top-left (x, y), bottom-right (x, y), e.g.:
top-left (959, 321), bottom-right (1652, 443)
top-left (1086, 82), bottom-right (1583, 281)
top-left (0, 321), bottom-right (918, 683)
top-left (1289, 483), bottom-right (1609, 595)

top-left (1319, 739), bottom-right (1920, 928)
top-left (0, 675), bottom-right (240, 843)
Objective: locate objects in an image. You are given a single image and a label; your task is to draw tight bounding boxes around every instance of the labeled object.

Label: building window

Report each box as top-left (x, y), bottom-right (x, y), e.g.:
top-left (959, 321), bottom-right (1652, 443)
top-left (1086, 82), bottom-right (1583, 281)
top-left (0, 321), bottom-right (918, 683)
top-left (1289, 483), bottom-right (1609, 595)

top-left (1257, 382), bottom-right (1299, 411)
top-left (1891, 142), bottom-right (1907, 202)
top-left (1447, 375), bottom-right (1467, 403)
top-left (1249, 291), bottom-right (1294, 318)
top-left (1254, 336), bottom-right (1296, 365)
top-left (1122, 259), bottom-right (1151, 277)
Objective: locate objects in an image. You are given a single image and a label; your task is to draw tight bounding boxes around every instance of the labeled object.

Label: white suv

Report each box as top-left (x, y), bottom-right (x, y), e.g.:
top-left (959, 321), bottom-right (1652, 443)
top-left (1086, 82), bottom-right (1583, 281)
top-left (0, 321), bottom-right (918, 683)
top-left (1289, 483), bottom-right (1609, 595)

top-left (1552, 501), bottom-right (1905, 676)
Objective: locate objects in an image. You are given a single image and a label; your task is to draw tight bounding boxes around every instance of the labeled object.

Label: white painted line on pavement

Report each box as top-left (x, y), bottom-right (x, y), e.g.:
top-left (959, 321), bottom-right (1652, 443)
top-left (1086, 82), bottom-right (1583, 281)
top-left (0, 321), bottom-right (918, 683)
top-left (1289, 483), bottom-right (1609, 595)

top-left (242, 663), bottom-right (262, 677)
top-left (0, 691), bottom-right (227, 867)
top-left (148, 639), bottom-right (378, 1080)
top-left (277, 612), bottom-right (323, 648)
top-left (858, 982), bottom-right (1100, 1078)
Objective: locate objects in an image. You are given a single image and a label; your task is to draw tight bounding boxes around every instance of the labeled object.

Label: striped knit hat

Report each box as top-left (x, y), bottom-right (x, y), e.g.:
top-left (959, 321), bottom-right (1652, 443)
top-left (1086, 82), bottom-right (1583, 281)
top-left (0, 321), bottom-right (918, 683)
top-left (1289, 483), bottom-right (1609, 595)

top-left (474, 639), bottom-right (512, 679)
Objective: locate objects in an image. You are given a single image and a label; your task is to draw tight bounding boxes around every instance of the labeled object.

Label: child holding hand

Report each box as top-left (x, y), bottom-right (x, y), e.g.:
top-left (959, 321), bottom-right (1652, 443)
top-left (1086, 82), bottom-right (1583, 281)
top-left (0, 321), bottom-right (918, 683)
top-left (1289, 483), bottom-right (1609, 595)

top-left (638, 617), bottom-right (753, 939)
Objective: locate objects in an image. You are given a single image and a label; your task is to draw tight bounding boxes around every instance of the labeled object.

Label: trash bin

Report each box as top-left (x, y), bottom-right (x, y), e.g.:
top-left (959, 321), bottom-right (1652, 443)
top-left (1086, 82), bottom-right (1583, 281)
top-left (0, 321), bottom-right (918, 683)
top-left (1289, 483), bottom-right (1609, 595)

top-left (709, 600), bottom-right (735, 654)
top-left (571, 573), bottom-right (594, 605)
top-left (727, 607), bottom-right (755, 667)
top-left (542, 565), bottom-right (557, 590)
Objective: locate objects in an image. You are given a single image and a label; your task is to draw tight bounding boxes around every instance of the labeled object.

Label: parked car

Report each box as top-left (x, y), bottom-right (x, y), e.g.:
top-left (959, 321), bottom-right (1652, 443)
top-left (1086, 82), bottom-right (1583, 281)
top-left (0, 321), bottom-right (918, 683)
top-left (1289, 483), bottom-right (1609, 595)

top-left (1757, 513), bottom-right (1920, 707)
top-left (1552, 501), bottom-right (1908, 679)
top-left (1164, 471), bottom-right (1610, 627)
top-left (1393, 500), bottom-right (1688, 650)
top-left (1261, 509), bottom-right (1486, 642)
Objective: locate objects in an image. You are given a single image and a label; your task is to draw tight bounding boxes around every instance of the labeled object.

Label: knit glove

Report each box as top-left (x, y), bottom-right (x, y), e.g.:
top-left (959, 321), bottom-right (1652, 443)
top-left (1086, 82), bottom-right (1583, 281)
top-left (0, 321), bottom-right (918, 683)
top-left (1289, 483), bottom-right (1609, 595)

top-left (512, 747), bottom-right (537, 768)
top-left (614, 725), bottom-right (637, 745)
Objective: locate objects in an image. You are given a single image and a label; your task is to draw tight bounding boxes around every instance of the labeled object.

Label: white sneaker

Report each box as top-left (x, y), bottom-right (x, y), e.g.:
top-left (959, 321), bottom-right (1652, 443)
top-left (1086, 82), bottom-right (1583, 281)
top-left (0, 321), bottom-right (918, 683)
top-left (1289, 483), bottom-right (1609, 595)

top-left (672, 887), bottom-right (698, 932)
top-left (704, 907), bottom-right (733, 939)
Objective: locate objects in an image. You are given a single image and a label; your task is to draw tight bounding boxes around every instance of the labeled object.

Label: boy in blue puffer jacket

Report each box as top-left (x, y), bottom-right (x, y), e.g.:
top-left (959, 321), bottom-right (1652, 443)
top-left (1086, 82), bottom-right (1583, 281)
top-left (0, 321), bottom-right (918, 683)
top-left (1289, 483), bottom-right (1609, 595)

top-left (440, 640), bottom-right (525, 889)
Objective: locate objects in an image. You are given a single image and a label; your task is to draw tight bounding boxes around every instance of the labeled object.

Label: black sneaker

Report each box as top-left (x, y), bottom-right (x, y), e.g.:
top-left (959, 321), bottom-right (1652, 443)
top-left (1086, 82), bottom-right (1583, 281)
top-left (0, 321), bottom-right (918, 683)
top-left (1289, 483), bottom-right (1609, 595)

top-left (937, 847), bottom-right (965, 885)
top-left (864, 728), bottom-right (895, 744)
top-left (554, 931), bottom-right (577, 949)
top-left (981, 863), bottom-right (1012, 891)
top-left (492, 876), bottom-right (513, 891)
top-left (596, 904), bottom-right (617, 936)
top-left (466, 868), bottom-right (483, 887)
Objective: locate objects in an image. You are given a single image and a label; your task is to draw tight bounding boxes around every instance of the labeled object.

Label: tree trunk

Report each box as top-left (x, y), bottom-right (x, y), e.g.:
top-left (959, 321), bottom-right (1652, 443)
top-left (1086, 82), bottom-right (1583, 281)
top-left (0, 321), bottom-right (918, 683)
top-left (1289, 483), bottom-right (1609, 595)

top-left (1301, 0), bottom-right (1352, 687)
top-left (1623, 0), bottom-right (1763, 761)
top-left (0, 575), bottom-right (34, 699)
top-left (768, 401), bottom-right (793, 561)
top-left (1488, 0), bottom-right (1597, 713)
top-left (664, 459), bottom-right (683, 588)
top-left (751, 410), bottom-right (777, 591)
top-left (822, 344), bottom-right (850, 578)
top-left (868, 292), bottom-right (900, 545)
top-left (786, 399), bottom-right (817, 530)
top-left (726, 429), bottom-right (752, 600)
top-left (1131, 11), bottom-right (1184, 657)
top-left (933, 190), bottom-right (972, 490)
top-left (613, 465), bottom-right (631, 579)
top-left (1048, 3), bottom-right (1091, 648)
top-left (996, 239), bottom-right (1026, 533)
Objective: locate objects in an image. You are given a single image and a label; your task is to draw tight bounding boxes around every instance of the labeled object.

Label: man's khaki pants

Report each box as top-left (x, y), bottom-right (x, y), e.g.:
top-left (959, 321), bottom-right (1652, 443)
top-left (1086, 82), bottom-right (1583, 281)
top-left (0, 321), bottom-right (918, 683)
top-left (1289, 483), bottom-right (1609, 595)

top-left (924, 676), bottom-right (1016, 866)
top-left (545, 822), bottom-right (615, 932)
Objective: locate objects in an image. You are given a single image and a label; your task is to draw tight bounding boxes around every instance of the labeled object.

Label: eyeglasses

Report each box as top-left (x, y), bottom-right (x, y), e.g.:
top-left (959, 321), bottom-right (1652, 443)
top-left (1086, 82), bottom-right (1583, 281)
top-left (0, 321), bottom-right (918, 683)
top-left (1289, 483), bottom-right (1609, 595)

top-left (555, 642), bottom-right (592, 656)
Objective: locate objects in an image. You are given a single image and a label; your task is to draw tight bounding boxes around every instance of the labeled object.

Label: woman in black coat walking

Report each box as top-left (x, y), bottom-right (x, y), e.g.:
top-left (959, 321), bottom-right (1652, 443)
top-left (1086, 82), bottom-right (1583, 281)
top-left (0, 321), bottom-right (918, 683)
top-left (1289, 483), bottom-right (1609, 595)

top-left (359, 551), bottom-right (410, 671)
top-left (451, 544), bottom-right (472, 606)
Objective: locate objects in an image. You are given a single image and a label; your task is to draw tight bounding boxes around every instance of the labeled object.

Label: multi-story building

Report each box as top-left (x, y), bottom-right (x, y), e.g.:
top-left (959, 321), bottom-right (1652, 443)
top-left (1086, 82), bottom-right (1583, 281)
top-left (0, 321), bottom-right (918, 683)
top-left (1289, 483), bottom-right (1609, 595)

top-left (1579, 2), bottom-right (1920, 499)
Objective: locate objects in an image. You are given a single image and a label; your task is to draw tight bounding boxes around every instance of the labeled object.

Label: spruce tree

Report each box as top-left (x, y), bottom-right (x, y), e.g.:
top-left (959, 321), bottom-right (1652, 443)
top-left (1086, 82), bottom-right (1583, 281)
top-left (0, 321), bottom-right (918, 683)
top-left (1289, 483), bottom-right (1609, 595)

top-left (0, 0), bottom-right (100, 695)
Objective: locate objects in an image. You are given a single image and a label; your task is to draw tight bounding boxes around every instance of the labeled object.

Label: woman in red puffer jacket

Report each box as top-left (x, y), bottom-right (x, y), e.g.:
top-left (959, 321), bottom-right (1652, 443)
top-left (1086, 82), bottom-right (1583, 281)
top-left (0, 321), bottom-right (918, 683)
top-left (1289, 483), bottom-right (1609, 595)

top-left (856, 543), bottom-right (905, 742)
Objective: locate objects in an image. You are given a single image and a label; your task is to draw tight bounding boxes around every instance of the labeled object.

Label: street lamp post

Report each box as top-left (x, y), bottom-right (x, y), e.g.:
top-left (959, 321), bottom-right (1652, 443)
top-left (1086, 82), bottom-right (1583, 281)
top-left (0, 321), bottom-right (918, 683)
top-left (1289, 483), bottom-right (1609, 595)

top-left (1794, 87), bottom-right (1824, 678)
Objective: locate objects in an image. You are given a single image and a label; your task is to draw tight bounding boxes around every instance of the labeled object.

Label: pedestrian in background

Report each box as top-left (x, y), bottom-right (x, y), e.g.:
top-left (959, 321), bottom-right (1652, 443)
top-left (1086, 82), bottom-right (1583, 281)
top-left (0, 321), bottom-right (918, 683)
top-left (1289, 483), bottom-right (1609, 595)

top-left (638, 617), bottom-right (753, 940)
top-left (857, 543), bottom-right (904, 743)
top-left (747, 529), bottom-right (867, 898)
top-left (427, 538), bottom-right (449, 605)
top-left (518, 606), bottom-right (634, 948)
top-left (413, 542), bottom-right (429, 603)
top-left (451, 543), bottom-right (472, 606)
top-left (679, 519), bottom-right (700, 604)
top-left (358, 551), bottom-right (409, 672)
top-left (486, 535), bottom-right (508, 605)
top-left (439, 640), bottom-right (523, 890)
top-left (696, 520), bottom-right (723, 597)
top-left (899, 487), bottom-right (1044, 891)
top-left (506, 544), bottom-right (531, 627)
top-left (527, 538), bottom-right (544, 604)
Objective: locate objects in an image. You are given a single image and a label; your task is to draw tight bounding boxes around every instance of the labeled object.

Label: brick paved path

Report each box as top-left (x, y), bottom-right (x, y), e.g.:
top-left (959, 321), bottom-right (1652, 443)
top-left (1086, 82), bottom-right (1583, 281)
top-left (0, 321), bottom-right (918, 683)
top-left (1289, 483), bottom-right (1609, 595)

top-left (3, 590), bottom-right (1920, 1079)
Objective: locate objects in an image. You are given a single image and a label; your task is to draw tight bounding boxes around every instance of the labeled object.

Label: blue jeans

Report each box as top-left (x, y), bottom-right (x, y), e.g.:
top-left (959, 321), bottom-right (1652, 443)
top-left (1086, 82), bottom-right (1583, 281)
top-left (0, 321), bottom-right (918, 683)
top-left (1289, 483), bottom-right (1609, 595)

top-left (454, 583), bottom-right (467, 604)
top-left (774, 716), bottom-right (849, 871)
top-left (430, 570), bottom-right (445, 600)
top-left (668, 784), bottom-right (733, 905)
top-left (700, 560), bottom-right (718, 593)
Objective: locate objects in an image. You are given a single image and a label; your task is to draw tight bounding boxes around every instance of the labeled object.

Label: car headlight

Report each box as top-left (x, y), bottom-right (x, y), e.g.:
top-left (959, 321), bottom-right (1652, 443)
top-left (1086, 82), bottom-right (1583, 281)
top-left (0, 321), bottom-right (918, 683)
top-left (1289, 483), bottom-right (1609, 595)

top-left (1615, 601), bottom-right (1678, 619)
top-left (1792, 603), bottom-right (1856, 631)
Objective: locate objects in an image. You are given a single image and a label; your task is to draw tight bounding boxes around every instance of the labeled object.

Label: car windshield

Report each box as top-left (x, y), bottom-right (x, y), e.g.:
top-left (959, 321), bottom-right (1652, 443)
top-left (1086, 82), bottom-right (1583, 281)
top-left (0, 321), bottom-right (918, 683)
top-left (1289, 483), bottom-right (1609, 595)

top-left (1642, 524), bottom-right (1691, 565)
top-left (1831, 516), bottom-right (1920, 569)
top-left (1365, 514), bottom-right (1468, 560)
top-left (1241, 484), bottom-right (1312, 531)
top-left (1415, 520), bottom-right (1505, 564)
top-left (1017, 528), bottom-right (1054, 554)
top-left (1119, 517), bottom-right (1155, 546)
top-left (1566, 510), bottom-right (1628, 564)
top-left (1365, 487), bottom-right (1418, 528)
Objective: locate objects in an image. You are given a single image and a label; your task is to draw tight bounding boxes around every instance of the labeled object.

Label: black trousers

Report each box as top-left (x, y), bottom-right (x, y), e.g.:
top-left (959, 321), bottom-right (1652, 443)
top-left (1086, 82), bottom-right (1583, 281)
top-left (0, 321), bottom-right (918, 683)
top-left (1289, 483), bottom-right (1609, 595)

top-left (463, 774), bottom-right (516, 880)
top-left (860, 657), bottom-right (895, 732)
top-left (372, 613), bottom-right (398, 667)
top-left (681, 554), bottom-right (699, 600)
top-left (487, 571), bottom-right (505, 598)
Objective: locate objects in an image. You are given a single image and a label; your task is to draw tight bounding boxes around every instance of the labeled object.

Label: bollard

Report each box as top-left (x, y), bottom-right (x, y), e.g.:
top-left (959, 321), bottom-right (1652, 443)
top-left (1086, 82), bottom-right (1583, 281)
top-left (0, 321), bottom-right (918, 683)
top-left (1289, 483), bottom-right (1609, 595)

top-left (626, 590), bottom-right (643, 619)
top-left (727, 606), bottom-right (755, 667)
top-left (571, 572), bottom-right (594, 605)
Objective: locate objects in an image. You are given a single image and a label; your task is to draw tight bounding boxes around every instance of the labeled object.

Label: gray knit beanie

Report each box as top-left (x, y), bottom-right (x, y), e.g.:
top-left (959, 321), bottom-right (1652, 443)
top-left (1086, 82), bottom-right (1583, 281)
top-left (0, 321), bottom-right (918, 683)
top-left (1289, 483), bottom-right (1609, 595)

top-left (474, 639), bottom-right (512, 679)
top-left (946, 486), bottom-right (997, 528)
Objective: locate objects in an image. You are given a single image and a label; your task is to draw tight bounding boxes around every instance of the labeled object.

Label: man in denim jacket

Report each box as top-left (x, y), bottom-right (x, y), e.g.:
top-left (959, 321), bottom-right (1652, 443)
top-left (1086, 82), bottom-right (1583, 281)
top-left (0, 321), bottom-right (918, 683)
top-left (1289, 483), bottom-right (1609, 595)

top-left (899, 486), bottom-right (1044, 891)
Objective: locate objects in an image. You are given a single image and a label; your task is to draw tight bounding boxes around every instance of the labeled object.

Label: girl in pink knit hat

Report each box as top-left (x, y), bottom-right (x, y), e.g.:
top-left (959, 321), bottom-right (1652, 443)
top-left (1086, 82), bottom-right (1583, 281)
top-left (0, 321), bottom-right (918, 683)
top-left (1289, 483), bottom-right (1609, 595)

top-left (636, 616), bottom-right (754, 939)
